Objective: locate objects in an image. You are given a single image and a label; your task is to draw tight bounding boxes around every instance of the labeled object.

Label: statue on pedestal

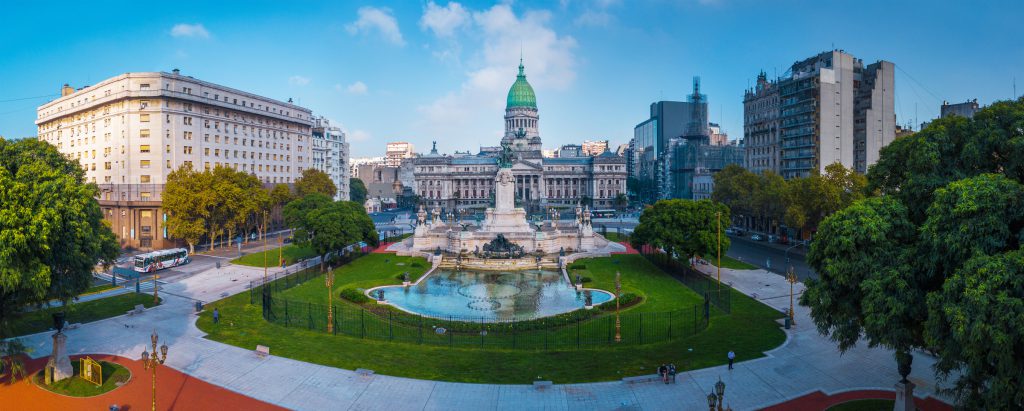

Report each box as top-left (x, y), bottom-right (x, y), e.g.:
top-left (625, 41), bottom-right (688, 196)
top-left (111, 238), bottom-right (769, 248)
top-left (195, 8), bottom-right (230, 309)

top-left (44, 312), bottom-right (73, 385)
top-left (416, 205), bottom-right (427, 226)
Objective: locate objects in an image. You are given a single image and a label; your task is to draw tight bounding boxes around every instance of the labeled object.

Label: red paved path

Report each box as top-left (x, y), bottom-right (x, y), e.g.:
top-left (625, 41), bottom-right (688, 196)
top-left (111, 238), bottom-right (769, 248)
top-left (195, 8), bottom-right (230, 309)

top-left (2, 354), bottom-right (284, 411)
top-left (760, 389), bottom-right (953, 411)
top-left (612, 242), bottom-right (639, 254)
top-left (373, 242), bottom-right (396, 253)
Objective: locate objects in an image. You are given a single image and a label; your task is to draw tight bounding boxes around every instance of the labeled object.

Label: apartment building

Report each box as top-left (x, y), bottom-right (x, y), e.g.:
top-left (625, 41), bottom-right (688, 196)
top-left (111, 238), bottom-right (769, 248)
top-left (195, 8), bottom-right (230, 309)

top-left (311, 116), bottom-right (350, 201)
top-left (384, 142), bottom-right (414, 167)
top-left (743, 71), bottom-right (780, 174)
top-left (36, 70), bottom-right (313, 249)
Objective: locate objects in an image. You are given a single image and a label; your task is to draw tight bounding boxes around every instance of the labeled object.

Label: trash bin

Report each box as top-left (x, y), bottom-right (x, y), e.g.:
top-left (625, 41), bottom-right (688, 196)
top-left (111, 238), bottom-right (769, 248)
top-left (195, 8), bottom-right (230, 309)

top-left (216, 261), bottom-right (221, 269)
top-left (784, 316), bottom-right (791, 329)
top-left (195, 301), bottom-right (203, 312)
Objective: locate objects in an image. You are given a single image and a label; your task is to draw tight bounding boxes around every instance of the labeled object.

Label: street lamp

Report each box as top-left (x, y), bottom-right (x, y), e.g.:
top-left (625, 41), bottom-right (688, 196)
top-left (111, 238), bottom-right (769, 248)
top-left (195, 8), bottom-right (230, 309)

top-left (140, 330), bottom-right (169, 411)
top-left (715, 378), bottom-right (726, 410)
top-left (706, 393), bottom-right (718, 411)
top-left (614, 271), bottom-right (622, 343)
top-left (786, 266), bottom-right (798, 326)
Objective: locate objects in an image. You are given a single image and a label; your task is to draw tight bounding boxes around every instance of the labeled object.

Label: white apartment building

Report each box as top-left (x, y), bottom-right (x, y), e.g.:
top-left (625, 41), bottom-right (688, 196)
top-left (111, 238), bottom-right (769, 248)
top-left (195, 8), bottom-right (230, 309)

top-left (581, 139), bottom-right (609, 156)
top-left (311, 116), bottom-right (350, 201)
top-left (384, 142), bottom-right (414, 167)
top-left (36, 70), bottom-right (313, 249)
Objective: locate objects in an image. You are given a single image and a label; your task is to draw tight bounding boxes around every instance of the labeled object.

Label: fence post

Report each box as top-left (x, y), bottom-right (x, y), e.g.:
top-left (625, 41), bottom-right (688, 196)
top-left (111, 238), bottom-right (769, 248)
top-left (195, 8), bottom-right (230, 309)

top-left (639, 312), bottom-right (644, 344)
top-left (576, 317), bottom-right (581, 348)
top-left (360, 308), bottom-right (365, 338)
top-left (480, 317), bottom-right (484, 347)
top-left (308, 302), bottom-right (313, 330)
top-left (693, 305), bottom-right (697, 334)
top-left (544, 329), bottom-right (548, 351)
top-left (448, 316), bottom-right (453, 348)
top-left (389, 311), bottom-right (393, 341)
top-left (333, 306), bottom-right (338, 335)
top-left (418, 314), bottom-right (423, 344)
top-left (285, 300), bottom-right (290, 327)
top-left (512, 321), bottom-right (517, 349)
top-left (669, 311), bottom-right (673, 339)
top-left (607, 316), bottom-right (612, 344)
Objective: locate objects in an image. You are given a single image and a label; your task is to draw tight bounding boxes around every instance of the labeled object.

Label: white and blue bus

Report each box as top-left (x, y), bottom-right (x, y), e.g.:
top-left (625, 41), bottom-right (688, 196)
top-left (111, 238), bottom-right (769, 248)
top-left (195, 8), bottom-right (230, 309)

top-left (133, 248), bottom-right (190, 273)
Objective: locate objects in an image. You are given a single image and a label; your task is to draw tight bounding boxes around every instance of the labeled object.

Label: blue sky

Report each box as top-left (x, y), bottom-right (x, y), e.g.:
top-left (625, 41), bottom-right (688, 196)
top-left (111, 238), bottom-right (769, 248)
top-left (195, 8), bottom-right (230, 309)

top-left (1, 0), bottom-right (1021, 157)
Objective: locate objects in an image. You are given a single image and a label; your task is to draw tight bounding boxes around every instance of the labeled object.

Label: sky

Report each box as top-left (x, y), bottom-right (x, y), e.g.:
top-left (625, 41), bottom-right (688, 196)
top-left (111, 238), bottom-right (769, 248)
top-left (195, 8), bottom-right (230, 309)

top-left (1, 0), bottom-right (1021, 157)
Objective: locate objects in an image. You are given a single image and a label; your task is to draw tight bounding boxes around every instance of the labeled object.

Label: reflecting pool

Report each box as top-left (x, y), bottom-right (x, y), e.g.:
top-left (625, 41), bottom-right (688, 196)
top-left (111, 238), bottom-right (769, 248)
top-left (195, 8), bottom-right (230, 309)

top-left (371, 269), bottom-right (613, 321)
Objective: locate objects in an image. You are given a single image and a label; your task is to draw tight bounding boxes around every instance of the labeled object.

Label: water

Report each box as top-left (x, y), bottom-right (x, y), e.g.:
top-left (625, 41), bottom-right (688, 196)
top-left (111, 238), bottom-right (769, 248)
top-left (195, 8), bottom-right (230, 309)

top-left (374, 269), bottom-right (613, 322)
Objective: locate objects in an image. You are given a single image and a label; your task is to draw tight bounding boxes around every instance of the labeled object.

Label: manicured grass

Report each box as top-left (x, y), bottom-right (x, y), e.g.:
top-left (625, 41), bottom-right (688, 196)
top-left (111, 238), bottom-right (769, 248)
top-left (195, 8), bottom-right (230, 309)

top-left (197, 254), bottom-right (784, 383)
top-left (280, 254), bottom-right (430, 305)
top-left (34, 360), bottom-right (131, 397)
top-left (6, 293), bottom-right (161, 337)
top-left (230, 244), bottom-right (317, 268)
top-left (716, 255), bottom-right (758, 270)
top-left (600, 232), bottom-right (630, 242)
top-left (826, 399), bottom-right (893, 411)
top-left (567, 255), bottom-right (702, 312)
top-left (82, 283), bottom-right (117, 296)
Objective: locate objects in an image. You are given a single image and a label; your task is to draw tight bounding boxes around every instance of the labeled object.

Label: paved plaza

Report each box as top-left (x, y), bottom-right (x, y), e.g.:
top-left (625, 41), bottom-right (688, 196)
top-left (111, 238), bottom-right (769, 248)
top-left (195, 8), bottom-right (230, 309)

top-left (15, 257), bottom-right (952, 410)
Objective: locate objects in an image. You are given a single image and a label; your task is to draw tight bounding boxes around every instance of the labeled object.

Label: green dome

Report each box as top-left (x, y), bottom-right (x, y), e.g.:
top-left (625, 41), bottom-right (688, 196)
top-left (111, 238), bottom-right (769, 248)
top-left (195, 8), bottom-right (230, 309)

top-left (506, 61), bottom-right (537, 109)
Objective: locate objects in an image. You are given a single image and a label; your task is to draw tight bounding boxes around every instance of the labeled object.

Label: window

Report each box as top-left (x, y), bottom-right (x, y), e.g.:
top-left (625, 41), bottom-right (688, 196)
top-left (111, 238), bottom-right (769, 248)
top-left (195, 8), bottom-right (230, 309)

top-left (140, 175), bottom-right (151, 183)
top-left (139, 145), bottom-right (151, 153)
top-left (140, 160), bottom-right (151, 168)
top-left (165, 145), bottom-right (170, 153)
top-left (140, 100), bottom-right (149, 109)
top-left (140, 192), bottom-right (152, 200)
top-left (166, 160), bottom-right (171, 169)
top-left (140, 83), bottom-right (150, 90)
top-left (140, 129), bottom-right (150, 138)
top-left (104, 162), bottom-right (112, 170)
top-left (183, 146), bottom-right (193, 154)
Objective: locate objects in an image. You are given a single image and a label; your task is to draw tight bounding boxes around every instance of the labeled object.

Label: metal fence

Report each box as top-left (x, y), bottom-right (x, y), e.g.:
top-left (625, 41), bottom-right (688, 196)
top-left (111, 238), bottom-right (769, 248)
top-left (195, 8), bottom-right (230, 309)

top-left (639, 245), bottom-right (732, 314)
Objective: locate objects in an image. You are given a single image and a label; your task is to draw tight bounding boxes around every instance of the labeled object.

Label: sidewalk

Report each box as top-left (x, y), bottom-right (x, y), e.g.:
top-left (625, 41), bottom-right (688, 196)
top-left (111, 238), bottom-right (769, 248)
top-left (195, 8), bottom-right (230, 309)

top-left (12, 258), bottom-right (953, 411)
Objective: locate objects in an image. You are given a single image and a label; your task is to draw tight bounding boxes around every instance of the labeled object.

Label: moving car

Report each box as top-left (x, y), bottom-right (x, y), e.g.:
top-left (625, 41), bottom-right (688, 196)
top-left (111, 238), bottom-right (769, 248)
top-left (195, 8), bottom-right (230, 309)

top-left (750, 234), bottom-right (765, 241)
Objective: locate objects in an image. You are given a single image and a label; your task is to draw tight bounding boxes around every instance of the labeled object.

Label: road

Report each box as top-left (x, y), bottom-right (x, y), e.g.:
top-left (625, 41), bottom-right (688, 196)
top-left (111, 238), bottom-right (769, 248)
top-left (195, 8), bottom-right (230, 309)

top-left (725, 235), bottom-right (817, 281)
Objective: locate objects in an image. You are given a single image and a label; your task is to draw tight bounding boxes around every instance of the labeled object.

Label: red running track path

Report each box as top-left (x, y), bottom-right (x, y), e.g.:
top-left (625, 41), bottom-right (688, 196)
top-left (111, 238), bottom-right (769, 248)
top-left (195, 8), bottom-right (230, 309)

top-left (760, 389), bottom-right (953, 411)
top-left (1, 354), bottom-right (284, 411)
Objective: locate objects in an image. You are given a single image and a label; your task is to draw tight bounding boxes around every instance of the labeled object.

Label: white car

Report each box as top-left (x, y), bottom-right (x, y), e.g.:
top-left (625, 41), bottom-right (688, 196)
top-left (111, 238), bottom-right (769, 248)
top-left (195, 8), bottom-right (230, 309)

top-left (750, 234), bottom-right (764, 241)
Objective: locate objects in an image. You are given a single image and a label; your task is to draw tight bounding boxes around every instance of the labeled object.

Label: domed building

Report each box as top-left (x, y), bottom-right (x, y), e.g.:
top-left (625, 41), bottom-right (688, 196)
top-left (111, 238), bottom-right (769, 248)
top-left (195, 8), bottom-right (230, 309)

top-left (413, 59), bottom-right (627, 214)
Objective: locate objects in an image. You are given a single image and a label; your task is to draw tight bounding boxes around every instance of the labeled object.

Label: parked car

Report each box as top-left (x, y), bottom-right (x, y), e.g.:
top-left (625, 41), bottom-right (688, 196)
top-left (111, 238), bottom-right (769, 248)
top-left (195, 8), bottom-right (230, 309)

top-left (724, 228), bottom-right (739, 236)
top-left (750, 234), bottom-right (765, 241)
top-left (767, 235), bottom-right (779, 243)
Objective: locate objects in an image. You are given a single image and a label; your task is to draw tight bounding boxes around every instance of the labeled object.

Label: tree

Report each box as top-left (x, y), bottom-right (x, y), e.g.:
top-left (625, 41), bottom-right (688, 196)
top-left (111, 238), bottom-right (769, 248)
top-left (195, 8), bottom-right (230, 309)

top-left (282, 193), bottom-right (333, 244)
top-left (163, 165), bottom-right (208, 253)
top-left (295, 169), bottom-right (336, 198)
top-left (805, 98), bottom-right (1024, 408)
top-left (349, 177), bottom-right (368, 204)
top-left (282, 195), bottom-right (377, 271)
top-left (270, 184), bottom-right (293, 207)
top-left (0, 138), bottom-right (118, 337)
top-left (613, 193), bottom-right (628, 211)
top-left (630, 199), bottom-right (730, 263)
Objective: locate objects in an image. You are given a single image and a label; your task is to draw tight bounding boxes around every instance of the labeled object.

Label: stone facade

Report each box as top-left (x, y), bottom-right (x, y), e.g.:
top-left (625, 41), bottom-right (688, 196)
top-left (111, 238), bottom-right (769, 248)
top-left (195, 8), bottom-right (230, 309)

top-left (414, 62), bottom-right (627, 214)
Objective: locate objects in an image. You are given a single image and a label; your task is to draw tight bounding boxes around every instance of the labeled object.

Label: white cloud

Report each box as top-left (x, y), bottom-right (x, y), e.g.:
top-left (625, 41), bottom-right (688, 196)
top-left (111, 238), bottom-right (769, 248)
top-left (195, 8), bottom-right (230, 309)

top-left (346, 7), bottom-right (405, 46)
top-left (417, 4), bottom-right (578, 140)
top-left (170, 23), bottom-right (210, 39)
top-left (420, 2), bottom-right (470, 37)
top-left (346, 81), bottom-right (368, 95)
top-left (288, 75), bottom-right (310, 86)
top-left (574, 10), bottom-right (612, 27)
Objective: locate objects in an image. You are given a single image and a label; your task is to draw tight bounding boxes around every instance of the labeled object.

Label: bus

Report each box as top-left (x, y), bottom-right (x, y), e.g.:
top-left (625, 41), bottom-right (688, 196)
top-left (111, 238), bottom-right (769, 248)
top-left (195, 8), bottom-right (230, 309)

top-left (591, 209), bottom-right (617, 219)
top-left (133, 248), bottom-right (190, 273)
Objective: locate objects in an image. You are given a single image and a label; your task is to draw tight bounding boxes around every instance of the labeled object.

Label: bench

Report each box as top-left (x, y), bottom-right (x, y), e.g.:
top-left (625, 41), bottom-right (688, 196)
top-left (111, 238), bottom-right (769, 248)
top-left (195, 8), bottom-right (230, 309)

top-left (255, 345), bottom-right (270, 358)
top-left (126, 304), bottom-right (145, 316)
top-left (533, 380), bottom-right (553, 390)
top-left (355, 368), bottom-right (374, 377)
top-left (622, 374), bottom-right (660, 384)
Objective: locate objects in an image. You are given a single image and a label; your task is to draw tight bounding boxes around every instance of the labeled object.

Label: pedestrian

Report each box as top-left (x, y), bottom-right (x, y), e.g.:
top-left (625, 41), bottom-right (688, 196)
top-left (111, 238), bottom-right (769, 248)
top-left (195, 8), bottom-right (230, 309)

top-left (727, 350), bottom-right (735, 370)
top-left (658, 364), bottom-right (668, 384)
top-left (213, 308), bottom-right (220, 324)
top-left (668, 363), bottom-right (677, 383)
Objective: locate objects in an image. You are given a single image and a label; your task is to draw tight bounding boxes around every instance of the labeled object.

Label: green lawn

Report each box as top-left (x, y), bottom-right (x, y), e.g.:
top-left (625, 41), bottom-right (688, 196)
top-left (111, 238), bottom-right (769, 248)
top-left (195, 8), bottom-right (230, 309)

top-left (82, 283), bottom-right (117, 296)
top-left (600, 232), bottom-right (630, 242)
top-left (197, 253), bottom-right (784, 384)
top-left (826, 399), bottom-right (894, 411)
top-left (33, 360), bottom-right (130, 397)
top-left (716, 255), bottom-right (758, 270)
top-left (6, 293), bottom-right (161, 337)
top-left (230, 244), bottom-right (317, 268)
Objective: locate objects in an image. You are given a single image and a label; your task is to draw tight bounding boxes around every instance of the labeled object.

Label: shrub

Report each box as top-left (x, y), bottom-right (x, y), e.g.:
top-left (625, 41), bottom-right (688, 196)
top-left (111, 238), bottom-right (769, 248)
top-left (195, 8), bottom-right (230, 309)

top-left (599, 293), bottom-right (641, 311)
top-left (339, 288), bottom-right (370, 304)
top-left (410, 261), bottom-right (424, 268)
top-left (568, 263), bottom-right (586, 270)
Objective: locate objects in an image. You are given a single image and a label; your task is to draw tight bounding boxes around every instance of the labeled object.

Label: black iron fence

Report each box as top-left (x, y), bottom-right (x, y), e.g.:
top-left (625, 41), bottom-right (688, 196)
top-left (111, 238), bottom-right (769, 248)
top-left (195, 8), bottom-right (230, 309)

top-left (638, 245), bottom-right (732, 314)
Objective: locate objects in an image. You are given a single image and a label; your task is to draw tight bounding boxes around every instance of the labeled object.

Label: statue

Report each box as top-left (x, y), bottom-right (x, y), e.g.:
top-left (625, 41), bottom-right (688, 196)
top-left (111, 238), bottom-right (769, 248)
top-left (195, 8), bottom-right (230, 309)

top-left (583, 206), bottom-right (592, 226)
top-left (481, 234), bottom-right (524, 259)
top-left (498, 142), bottom-right (514, 168)
top-left (44, 312), bottom-right (73, 384)
top-left (416, 205), bottom-right (427, 225)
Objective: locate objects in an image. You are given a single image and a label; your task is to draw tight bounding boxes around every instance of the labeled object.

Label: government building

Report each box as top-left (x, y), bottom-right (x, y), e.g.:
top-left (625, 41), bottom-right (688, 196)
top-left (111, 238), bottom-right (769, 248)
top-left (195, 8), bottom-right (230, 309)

top-left (414, 61), bottom-right (627, 214)
top-left (36, 70), bottom-right (315, 249)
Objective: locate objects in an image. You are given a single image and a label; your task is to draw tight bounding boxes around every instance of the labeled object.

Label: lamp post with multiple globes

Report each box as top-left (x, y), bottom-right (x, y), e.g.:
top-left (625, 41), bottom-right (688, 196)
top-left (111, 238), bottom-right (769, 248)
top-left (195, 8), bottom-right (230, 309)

top-left (140, 331), bottom-right (169, 411)
top-left (705, 378), bottom-right (731, 411)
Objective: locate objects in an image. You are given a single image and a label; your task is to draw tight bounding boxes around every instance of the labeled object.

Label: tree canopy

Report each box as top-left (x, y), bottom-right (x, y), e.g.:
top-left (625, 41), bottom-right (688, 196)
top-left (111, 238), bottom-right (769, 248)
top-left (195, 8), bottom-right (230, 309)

top-left (283, 194), bottom-right (377, 271)
top-left (164, 165), bottom-right (271, 252)
top-left (294, 169), bottom-right (336, 199)
top-left (802, 98), bottom-right (1024, 409)
top-left (0, 138), bottom-right (118, 336)
top-left (630, 199), bottom-right (730, 262)
top-left (349, 177), bottom-right (368, 204)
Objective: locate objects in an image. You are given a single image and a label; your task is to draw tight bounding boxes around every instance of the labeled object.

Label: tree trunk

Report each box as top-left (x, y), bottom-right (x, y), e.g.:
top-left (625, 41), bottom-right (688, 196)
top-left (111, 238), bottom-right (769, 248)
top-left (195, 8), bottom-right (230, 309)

top-left (321, 254), bottom-right (327, 272)
top-left (188, 242), bottom-right (195, 254)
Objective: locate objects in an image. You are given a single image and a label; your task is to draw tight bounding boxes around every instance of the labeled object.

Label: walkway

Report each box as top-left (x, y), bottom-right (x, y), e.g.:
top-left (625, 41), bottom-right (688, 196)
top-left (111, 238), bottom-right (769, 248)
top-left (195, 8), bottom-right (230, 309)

top-left (12, 259), bottom-right (953, 410)
top-left (0, 354), bottom-right (283, 411)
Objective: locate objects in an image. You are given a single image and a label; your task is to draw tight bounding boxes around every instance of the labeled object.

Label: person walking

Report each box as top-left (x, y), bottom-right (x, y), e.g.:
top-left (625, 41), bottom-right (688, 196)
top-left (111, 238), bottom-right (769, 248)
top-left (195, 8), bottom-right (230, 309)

top-left (668, 363), bottom-right (677, 383)
top-left (727, 350), bottom-right (735, 370)
top-left (658, 364), bottom-right (668, 384)
top-left (213, 308), bottom-right (220, 324)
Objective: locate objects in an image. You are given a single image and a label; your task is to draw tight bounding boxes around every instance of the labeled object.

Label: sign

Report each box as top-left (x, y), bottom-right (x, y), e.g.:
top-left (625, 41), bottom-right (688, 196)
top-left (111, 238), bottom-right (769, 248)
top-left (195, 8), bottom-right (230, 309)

top-left (80, 357), bottom-right (102, 386)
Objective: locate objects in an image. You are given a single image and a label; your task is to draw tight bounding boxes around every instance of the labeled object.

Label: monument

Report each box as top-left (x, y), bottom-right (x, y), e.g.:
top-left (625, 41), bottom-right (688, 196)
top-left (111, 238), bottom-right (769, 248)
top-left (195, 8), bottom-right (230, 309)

top-left (44, 312), bottom-right (73, 384)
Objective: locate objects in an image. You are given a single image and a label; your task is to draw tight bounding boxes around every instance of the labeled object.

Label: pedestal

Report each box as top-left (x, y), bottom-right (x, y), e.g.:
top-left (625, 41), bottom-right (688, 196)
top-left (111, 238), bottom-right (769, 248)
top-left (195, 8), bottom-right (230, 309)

top-left (44, 332), bottom-right (73, 384)
top-left (893, 381), bottom-right (916, 411)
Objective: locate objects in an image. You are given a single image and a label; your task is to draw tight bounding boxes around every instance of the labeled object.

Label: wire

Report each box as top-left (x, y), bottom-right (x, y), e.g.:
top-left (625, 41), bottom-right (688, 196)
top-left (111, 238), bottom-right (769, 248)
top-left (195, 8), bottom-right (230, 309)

top-left (896, 65), bottom-right (943, 104)
top-left (0, 93), bottom-right (59, 103)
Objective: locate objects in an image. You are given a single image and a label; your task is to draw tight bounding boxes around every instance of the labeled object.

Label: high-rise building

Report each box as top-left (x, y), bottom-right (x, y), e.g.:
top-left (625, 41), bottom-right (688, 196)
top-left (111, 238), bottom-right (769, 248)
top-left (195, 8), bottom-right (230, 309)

top-left (311, 116), bottom-right (350, 201)
top-left (708, 123), bottom-right (729, 146)
top-left (558, 144), bottom-right (582, 158)
top-left (743, 71), bottom-right (780, 174)
top-left (385, 141), bottom-right (415, 167)
top-left (581, 140), bottom-right (609, 156)
top-left (940, 99), bottom-right (980, 119)
top-left (777, 50), bottom-right (895, 178)
top-left (633, 77), bottom-right (709, 202)
top-left (36, 70), bottom-right (313, 249)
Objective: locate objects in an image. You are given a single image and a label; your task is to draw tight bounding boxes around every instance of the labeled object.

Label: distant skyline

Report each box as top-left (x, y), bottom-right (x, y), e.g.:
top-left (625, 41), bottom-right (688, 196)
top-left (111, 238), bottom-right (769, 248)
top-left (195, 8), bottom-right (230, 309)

top-left (1, 0), bottom-right (1021, 157)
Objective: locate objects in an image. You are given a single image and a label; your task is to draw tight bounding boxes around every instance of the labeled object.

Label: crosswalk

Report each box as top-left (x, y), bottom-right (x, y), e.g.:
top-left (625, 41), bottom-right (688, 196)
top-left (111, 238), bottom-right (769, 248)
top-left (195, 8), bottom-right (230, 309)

top-left (92, 273), bottom-right (166, 293)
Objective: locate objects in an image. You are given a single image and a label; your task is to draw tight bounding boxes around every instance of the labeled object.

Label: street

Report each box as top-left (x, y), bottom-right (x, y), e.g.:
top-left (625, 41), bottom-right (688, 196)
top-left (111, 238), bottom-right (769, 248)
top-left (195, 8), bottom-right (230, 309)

top-left (725, 235), bottom-right (817, 281)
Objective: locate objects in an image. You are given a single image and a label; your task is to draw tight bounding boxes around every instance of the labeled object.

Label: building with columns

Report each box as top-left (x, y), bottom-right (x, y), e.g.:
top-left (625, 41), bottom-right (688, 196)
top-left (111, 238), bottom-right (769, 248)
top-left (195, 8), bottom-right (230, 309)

top-left (414, 60), bottom-right (627, 214)
top-left (36, 70), bottom-right (313, 249)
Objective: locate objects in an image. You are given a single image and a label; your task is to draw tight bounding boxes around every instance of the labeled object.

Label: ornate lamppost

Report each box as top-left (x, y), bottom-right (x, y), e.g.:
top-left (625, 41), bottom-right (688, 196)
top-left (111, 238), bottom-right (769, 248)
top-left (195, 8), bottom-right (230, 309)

top-left (786, 266), bottom-right (797, 326)
top-left (614, 271), bottom-right (622, 343)
top-left (705, 378), bottom-right (731, 411)
top-left (140, 331), bottom-right (169, 411)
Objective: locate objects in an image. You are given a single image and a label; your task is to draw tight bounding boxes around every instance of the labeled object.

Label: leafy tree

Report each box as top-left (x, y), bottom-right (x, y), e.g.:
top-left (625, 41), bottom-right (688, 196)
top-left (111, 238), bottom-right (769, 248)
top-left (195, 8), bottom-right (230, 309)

top-left (282, 195), bottom-right (377, 271)
top-left (282, 193), bottom-right (333, 244)
top-left (0, 138), bottom-right (118, 337)
top-left (349, 177), bottom-right (368, 204)
top-left (163, 165), bottom-right (209, 253)
top-left (630, 199), bottom-right (730, 263)
top-left (270, 184), bottom-right (294, 207)
top-left (805, 98), bottom-right (1024, 408)
top-left (613, 193), bottom-right (628, 211)
top-left (295, 169), bottom-right (336, 198)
